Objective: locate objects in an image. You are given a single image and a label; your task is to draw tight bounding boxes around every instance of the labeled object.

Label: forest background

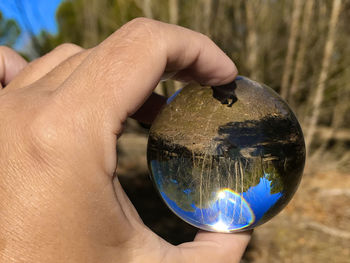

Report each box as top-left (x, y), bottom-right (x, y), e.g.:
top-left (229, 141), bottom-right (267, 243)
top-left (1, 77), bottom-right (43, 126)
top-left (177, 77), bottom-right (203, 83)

top-left (1, 0), bottom-right (349, 262)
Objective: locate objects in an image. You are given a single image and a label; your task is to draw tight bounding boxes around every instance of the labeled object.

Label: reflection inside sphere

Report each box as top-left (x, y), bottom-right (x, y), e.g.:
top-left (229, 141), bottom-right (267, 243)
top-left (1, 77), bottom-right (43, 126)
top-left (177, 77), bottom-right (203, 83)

top-left (147, 76), bottom-right (305, 232)
top-left (149, 158), bottom-right (284, 232)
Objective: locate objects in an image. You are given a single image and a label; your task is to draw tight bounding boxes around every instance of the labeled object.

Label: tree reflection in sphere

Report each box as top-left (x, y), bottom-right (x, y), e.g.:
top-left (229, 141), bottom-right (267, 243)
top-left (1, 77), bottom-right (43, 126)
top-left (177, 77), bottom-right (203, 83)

top-left (147, 76), bottom-right (305, 233)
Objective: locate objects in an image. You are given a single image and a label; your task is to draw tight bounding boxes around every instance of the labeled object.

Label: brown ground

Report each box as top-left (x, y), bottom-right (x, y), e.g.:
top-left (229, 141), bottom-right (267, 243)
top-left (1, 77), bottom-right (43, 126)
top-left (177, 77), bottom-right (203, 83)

top-left (117, 125), bottom-right (350, 262)
top-left (245, 170), bottom-right (350, 263)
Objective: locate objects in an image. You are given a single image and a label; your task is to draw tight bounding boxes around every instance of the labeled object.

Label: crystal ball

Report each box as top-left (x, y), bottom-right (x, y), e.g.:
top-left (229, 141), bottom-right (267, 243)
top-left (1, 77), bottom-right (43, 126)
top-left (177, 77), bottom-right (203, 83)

top-left (147, 76), bottom-right (305, 233)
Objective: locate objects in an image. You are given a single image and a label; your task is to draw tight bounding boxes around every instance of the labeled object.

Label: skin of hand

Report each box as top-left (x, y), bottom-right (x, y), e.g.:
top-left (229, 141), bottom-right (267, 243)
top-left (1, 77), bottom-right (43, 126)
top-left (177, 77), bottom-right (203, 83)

top-left (0, 18), bottom-right (251, 263)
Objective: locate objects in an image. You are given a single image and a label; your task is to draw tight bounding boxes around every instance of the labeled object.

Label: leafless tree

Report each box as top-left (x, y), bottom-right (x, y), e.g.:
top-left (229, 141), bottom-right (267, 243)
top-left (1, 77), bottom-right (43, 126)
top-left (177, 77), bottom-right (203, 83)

top-left (305, 0), bottom-right (343, 153)
top-left (280, 0), bottom-right (303, 100)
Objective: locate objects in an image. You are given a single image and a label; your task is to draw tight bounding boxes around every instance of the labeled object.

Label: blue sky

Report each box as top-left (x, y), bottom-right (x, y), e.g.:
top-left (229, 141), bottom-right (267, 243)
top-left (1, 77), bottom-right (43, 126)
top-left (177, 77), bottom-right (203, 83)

top-left (0, 0), bottom-right (63, 49)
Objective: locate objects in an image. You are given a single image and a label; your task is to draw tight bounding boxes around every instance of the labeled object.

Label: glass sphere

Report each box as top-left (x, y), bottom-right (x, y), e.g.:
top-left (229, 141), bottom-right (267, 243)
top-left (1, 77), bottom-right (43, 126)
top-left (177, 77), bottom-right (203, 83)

top-left (147, 76), bottom-right (305, 233)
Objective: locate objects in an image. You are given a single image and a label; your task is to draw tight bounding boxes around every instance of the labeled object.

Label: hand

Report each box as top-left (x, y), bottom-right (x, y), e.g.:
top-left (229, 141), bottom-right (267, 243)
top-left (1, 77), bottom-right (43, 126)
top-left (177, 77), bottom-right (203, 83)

top-left (0, 18), bottom-right (251, 263)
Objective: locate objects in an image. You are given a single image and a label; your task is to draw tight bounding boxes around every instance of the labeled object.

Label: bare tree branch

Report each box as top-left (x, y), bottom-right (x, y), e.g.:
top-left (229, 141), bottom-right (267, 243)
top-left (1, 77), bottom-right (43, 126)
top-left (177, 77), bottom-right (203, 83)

top-left (306, 221), bottom-right (350, 239)
top-left (318, 189), bottom-right (350, 197)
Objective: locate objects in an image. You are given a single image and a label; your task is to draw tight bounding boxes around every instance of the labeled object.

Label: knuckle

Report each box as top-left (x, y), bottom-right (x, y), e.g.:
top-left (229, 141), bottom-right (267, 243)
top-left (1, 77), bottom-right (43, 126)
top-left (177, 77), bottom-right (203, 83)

top-left (13, 93), bottom-right (63, 152)
top-left (53, 43), bottom-right (83, 55)
top-left (21, 112), bottom-right (63, 166)
top-left (0, 91), bottom-right (68, 164)
top-left (121, 17), bottom-right (159, 39)
top-left (0, 45), bottom-right (18, 56)
top-left (26, 109), bottom-right (62, 151)
top-left (197, 32), bottom-right (212, 44)
top-left (0, 45), bottom-right (13, 53)
top-left (126, 17), bottom-right (155, 29)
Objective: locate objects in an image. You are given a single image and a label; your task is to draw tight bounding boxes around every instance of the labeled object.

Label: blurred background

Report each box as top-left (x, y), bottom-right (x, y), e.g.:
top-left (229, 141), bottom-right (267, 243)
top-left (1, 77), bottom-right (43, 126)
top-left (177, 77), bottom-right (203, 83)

top-left (1, 0), bottom-right (349, 262)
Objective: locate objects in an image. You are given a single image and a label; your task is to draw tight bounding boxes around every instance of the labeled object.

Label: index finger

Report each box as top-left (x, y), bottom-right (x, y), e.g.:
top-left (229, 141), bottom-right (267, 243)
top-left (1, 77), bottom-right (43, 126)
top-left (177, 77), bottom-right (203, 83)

top-left (55, 18), bottom-right (237, 133)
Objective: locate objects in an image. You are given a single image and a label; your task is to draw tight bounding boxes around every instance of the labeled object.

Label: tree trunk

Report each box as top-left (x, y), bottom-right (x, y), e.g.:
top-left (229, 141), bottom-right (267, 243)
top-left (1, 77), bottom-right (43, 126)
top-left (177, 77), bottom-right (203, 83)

top-left (245, 0), bottom-right (259, 81)
top-left (193, 0), bottom-right (212, 35)
top-left (289, 0), bottom-right (314, 105)
top-left (82, 0), bottom-right (100, 48)
top-left (142, 0), bottom-right (153, 18)
top-left (305, 0), bottom-right (342, 153)
top-left (168, 0), bottom-right (178, 25)
top-left (202, 0), bottom-right (212, 35)
top-left (280, 0), bottom-right (303, 99)
top-left (167, 0), bottom-right (182, 94)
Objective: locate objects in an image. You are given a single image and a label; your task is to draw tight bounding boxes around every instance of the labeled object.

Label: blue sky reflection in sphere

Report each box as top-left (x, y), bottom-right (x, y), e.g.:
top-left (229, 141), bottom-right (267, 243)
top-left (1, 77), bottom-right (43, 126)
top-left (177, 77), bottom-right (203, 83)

top-left (151, 159), bottom-right (282, 232)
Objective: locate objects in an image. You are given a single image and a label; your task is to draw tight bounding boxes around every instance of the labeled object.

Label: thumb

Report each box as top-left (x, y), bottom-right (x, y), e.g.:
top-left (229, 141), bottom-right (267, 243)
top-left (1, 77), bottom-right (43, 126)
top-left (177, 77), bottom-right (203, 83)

top-left (177, 231), bottom-right (252, 263)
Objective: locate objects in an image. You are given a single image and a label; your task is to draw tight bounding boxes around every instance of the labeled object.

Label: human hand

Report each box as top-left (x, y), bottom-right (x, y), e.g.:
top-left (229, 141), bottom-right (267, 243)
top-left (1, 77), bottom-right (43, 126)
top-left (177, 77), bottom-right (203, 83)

top-left (0, 18), bottom-right (251, 262)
